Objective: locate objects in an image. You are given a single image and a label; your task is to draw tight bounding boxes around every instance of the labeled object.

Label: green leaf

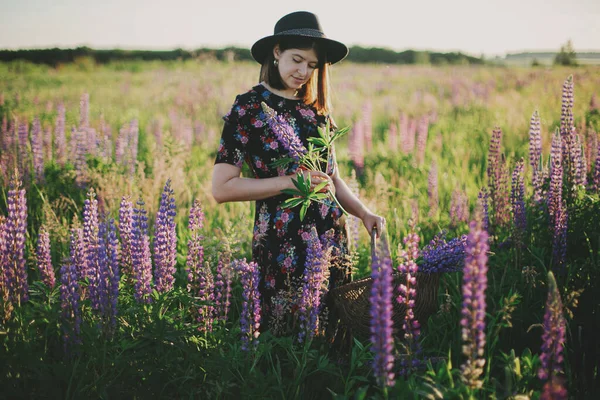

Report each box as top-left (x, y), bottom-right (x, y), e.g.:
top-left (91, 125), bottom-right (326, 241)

top-left (300, 201), bottom-right (309, 221)
top-left (313, 181), bottom-right (328, 192)
top-left (282, 198), bottom-right (304, 209)
top-left (307, 137), bottom-right (328, 147)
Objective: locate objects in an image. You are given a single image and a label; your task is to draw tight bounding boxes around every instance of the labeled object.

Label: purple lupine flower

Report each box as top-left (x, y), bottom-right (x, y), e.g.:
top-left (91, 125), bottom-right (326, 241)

top-left (104, 218), bottom-right (120, 333)
top-left (415, 115), bottom-right (429, 165)
top-left (349, 118), bottom-right (365, 170)
top-left (538, 271), bottom-right (568, 400)
top-left (54, 103), bottom-right (67, 166)
top-left (496, 154), bottom-right (511, 228)
top-left (298, 226), bottom-right (328, 342)
top-left (80, 93), bottom-right (90, 128)
top-left (487, 127), bottom-right (503, 221)
top-left (261, 102), bottom-right (307, 161)
top-left (43, 126), bottom-right (52, 164)
top-left (31, 116), bottom-right (44, 184)
top-left (529, 110), bottom-right (544, 203)
top-left (511, 158), bottom-right (527, 248)
top-left (186, 199), bottom-right (205, 291)
top-left (406, 117), bottom-right (417, 154)
top-left (197, 261), bottom-right (215, 333)
top-left (60, 253), bottom-right (82, 353)
top-left (396, 224), bottom-right (422, 375)
top-left (96, 221), bottom-right (110, 318)
top-left (388, 120), bottom-right (398, 150)
top-left (83, 188), bottom-right (101, 309)
top-left (17, 119), bottom-right (30, 180)
top-left (369, 233), bottom-right (395, 387)
top-left (69, 228), bottom-right (86, 283)
top-left (585, 131), bottom-right (597, 176)
top-left (73, 127), bottom-right (88, 188)
top-left (477, 187), bottom-right (490, 233)
top-left (593, 134), bottom-right (600, 192)
top-left (128, 119), bottom-right (139, 176)
top-left (86, 127), bottom-right (98, 158)
top-left (36, 226), bottom-right (56, 289)
top-left (119, 196), bottom-right (134, 283)
top-left (115, 122), bottom-right (128, 166)
top-left (213, 257), bottom-right (233, 323)
top-left (362, 101), bottom-right (373, 153)
top-left (559, 76), bottom-right (575, 190)
top-left (132, 198), bottom-right (153, 303)
top-left (421, 232), bottom-right (468, 274)
top-left (552, 201), bottom-right (568, 272)
top-left (347, 169), bottom-right (361, 251)
top-left (153, 179), bottom-right (177, 293)
top-left (427, 160), bottom-right (438, 217)
top-left (449, 189), bottom-right (469, 228)
top-left (4, 172), bottom-right (29, 306)
top-left (460, 212), bottom-right (489, 389)
top-left (186, 199), bottom-right (213, 331)
top-left (548, 130), bottom-right (564, 224)
top-left (234, 258), bottom-right (261, 351)
top-left (573, 133), bottom-right (587, 188)
top-left (399, 112), bottom-right (410, 154)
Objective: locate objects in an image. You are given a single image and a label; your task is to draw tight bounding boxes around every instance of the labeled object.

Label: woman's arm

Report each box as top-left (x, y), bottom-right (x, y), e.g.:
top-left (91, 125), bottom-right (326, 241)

top-left (331, 171), bottom-right (386, 237)
top-left (212, 163), bottom-right (332, 204)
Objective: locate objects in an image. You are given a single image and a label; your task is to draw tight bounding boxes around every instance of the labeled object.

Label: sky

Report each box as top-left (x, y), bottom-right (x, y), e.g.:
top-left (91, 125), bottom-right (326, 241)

top-left (1, 0), bottom-right (598, 57)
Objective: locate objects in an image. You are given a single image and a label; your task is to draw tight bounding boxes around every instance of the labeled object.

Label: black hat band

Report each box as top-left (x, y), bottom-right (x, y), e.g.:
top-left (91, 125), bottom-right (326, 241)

top-left (274, 29), bottom-right (326, 38)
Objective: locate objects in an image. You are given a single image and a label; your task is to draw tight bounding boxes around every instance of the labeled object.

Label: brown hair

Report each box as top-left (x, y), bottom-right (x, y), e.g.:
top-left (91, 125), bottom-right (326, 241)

top-left (259, 36), bottom-right (332, 115)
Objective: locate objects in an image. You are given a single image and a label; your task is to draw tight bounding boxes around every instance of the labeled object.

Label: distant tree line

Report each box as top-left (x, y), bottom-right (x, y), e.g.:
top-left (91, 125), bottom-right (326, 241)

top-left (0, 45), bottom-right (484, 67)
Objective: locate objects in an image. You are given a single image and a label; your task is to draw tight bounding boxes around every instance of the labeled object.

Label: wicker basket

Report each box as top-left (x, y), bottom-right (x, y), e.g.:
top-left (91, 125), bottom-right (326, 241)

top-left (326, 229), bottom-right (441, 340)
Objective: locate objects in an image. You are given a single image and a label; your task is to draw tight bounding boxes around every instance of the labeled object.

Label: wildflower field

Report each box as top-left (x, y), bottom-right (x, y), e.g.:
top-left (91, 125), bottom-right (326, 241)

top-left (1, 59), bottom-right (599, 399)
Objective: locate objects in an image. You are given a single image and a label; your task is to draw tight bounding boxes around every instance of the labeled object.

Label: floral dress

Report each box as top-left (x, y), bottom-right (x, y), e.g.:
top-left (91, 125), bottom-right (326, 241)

top-left (215, 84), bottom-right (352, 335)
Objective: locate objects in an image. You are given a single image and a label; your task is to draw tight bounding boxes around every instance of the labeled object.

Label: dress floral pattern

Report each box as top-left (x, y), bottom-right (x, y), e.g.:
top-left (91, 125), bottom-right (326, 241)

top-left (215, 84), bottom-right (352, 335)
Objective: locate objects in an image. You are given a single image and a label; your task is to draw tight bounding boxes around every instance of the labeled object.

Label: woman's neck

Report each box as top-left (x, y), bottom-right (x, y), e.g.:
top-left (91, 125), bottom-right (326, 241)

top-left (260, 81), bottom-right (299, 100)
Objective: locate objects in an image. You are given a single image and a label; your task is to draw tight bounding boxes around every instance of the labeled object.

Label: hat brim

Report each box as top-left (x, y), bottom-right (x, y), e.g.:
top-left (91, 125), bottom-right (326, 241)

top-left (251, 34), bottom-right (349, 65)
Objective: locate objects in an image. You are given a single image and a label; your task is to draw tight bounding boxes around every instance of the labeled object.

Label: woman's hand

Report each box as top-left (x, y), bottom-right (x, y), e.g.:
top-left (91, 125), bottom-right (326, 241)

top-left (361, 210), bottom-right (386, 238)
top-left (293, 169), bottom-right (336, 196)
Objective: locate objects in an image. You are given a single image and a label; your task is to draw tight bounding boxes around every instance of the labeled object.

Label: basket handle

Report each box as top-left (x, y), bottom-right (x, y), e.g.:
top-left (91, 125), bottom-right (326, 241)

top-left (370, 226), bottom-right (378, 262)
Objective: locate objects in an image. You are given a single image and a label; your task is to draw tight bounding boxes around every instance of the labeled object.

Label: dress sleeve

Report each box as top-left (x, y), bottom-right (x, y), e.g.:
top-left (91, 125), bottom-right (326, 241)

top-left (214, 95), bottom-right (248, 168)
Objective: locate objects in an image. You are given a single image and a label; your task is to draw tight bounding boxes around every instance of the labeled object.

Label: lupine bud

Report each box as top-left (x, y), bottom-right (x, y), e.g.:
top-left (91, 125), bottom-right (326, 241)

top-left (370, 232), bottom-right (395, 387)
top-left (460, 211), bottom-right (489, 389)
top-left (153, 179), bottom-right (177, 293)
top-left (36, 226), bottom-right (55, 289)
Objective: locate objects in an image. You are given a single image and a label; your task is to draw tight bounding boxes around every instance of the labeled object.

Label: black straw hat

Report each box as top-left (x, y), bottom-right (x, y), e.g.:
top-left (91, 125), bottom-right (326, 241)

top-left (251, 11), bottom-right (349, 65)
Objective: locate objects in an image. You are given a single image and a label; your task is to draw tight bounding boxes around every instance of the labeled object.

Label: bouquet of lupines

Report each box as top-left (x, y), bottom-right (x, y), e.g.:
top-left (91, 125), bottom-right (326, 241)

top-left (261, 101), bottom-right (350, 221)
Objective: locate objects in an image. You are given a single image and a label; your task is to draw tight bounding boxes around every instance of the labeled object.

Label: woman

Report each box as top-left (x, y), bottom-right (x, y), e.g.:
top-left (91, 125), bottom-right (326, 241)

top-left (212, 11), bottom-right (385, 335)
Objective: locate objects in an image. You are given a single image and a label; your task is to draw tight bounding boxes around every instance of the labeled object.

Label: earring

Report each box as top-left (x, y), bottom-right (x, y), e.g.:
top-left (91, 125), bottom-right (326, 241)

top-left (273, 59), bottom-right (279, 67)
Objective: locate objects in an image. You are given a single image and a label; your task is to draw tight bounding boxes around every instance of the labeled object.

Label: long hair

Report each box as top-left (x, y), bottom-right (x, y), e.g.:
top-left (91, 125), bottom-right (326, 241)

top-left (259, 37), bottom-right (332, 115)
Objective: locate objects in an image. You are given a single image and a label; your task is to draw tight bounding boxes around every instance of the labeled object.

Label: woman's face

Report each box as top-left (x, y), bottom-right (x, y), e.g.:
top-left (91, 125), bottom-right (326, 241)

top-left (274, 46), bottom-right (319, 95)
